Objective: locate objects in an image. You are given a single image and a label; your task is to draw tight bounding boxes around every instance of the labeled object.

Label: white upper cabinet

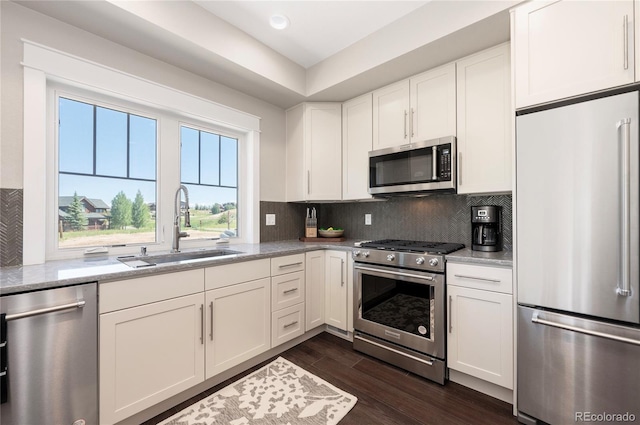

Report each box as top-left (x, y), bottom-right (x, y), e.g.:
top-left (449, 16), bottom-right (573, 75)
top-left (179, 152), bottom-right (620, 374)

top-left (456, 43), bottom-right (512, 194)
top-left (410, 63), bottom-right (457, 144)
top-left (372, 80), bottom-right (410, 149)
top-left (373, 63), bottom-right (456, 150)
top-left (342, 93), bottom-right (373, 200)
top-left (286, 103), bottom-right (342, 201)
top-left (512, 0), bottom-right (634, 109)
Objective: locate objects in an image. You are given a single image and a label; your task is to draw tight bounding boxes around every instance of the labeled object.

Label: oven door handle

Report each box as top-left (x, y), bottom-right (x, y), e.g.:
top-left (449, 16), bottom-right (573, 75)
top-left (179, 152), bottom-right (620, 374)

top-left (355, 265), bottom-right (435, 281)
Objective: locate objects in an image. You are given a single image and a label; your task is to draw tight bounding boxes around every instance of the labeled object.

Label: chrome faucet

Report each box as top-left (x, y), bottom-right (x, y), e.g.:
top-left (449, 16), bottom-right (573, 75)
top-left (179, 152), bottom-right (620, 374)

top-left (172, 185), bottom-right (191, 252)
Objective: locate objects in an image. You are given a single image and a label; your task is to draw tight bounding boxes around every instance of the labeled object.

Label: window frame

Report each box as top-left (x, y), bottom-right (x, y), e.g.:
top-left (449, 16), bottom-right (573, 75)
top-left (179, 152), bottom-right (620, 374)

top-left (24, 41), bottom-right (260, 264)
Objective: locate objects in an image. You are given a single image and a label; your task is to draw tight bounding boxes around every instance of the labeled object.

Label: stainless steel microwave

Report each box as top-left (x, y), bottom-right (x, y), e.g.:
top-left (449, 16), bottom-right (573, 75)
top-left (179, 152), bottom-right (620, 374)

top-left (368, 136), bottom-right (456, 196)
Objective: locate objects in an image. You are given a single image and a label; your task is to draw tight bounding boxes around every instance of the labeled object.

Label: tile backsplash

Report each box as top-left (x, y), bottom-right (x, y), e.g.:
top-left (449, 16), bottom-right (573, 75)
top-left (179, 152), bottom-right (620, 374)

top-left (0, 188), bottom-right (24, 267)
top-left (260, 194), bottom-right (512, 250)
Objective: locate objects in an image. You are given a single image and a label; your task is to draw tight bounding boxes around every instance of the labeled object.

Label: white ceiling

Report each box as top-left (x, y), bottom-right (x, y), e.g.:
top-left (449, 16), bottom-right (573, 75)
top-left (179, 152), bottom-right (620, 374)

top-left (195, 1), bottom-right (429, 68)
top-left (12, 0), bottom-right (516, 108)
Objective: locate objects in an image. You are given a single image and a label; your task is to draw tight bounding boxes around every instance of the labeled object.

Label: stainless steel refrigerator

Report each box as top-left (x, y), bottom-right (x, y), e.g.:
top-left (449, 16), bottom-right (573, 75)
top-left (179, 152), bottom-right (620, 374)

top-left (516, 90), bottom-right (640, 425)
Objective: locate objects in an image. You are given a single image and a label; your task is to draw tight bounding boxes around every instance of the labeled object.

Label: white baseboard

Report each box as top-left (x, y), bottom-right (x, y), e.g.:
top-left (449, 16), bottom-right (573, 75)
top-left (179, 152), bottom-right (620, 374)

top-left (448, 369), bottom-right (514, 406)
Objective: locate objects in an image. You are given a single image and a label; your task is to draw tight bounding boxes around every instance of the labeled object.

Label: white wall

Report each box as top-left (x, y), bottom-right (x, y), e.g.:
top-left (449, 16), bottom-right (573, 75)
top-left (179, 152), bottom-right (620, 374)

top-left (0, 1), bottom-right (287, 201)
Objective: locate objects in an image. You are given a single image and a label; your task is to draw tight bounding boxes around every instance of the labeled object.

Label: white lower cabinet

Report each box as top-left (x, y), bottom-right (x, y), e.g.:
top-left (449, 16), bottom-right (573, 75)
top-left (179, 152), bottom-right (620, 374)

top-left (305, 250), bottom-right (325, 330)
top-left (205, 277), bottom-right (271, 379)
top-left (271, 254), bottom-right (307, 348)
top-left (99, 292), bottom-right (205, 425)
top-left (325, 250), bottom-right (348, 331)
top-left (272, 303), bottom-right (305, 347)
top-left (446, 262), bottom-right (513, 390)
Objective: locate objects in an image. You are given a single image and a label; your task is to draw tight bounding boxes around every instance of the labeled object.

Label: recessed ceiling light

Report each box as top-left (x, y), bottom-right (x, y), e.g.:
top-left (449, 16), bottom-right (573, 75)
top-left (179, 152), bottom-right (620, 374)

top-left (270, 14), bottom-right (290, 30)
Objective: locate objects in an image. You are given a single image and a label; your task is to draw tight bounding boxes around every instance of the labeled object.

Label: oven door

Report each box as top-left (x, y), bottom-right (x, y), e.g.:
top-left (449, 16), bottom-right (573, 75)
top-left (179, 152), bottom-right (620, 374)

top-left (354, 263), bottom-right (445, 359)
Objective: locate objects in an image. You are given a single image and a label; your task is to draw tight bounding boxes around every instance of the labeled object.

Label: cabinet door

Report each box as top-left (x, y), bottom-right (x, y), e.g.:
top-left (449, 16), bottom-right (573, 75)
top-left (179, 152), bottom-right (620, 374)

top-left (100, 293), bottom-right (205, 425)
top-left (342, 93), bottom-right (373, 200)
top-left (457, 43), bottom-right (512, 194)
top-left (447, 285), bottom-right (513, 389)
top-left (205, 278), bottom-right (271, 379)
top-left (305, 103), bottom-right (343, 200)
top-left (513, 0), bottom-right (634, 108)
top-left (410, 63), bottom-right (456, 142)
top-left (324, 250), bottom-right (348, 331)
top-left (305, 250), bottom-right (325, 330)
top-left (373, 80), bottom-right (410, 149)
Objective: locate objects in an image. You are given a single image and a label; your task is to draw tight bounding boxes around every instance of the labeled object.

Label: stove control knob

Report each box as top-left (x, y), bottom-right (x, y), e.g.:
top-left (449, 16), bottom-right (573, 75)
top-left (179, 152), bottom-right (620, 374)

top-left (363, 251), bottom-right (370, 258)
top-left (416, 257), bottom-right (425, 265)
top-left (386, 254), bottom-right (396, 262)
top-left (353, 250), bottom-right (361, 257)
top-left (428, 258), bottom-right (439, 267)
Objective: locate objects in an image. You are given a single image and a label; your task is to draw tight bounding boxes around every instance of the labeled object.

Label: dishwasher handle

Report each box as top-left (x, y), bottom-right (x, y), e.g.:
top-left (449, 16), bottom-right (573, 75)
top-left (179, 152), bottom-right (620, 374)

top-left (5, 300), bottom-right (85, 321)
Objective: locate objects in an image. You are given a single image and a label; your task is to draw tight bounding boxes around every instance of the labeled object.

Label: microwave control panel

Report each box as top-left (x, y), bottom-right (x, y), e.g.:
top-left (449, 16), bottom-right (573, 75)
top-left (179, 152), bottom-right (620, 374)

top-left (438, 145), bottom-right (452, 180)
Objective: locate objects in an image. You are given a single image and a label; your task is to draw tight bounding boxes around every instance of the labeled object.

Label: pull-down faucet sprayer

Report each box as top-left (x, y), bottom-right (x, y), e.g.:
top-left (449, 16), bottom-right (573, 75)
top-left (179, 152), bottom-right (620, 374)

top-left (172, 185), bottom-right (191, 252)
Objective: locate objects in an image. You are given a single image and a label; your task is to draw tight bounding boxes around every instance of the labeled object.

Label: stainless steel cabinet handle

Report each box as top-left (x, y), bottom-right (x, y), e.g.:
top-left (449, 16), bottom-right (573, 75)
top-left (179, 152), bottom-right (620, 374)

top-left (453, 274), bottom-right (501, 283)
top-left (279, 262), bottom-right (303, 269)
top-left (458, 153), bottom-right (462, 186)
top-left (404, 110), bottom-right (408, 139)
top-left (623, 15), bottom-right (629, 70)
top-left (448, 295), bottom-right (453, 333)
top-left (209, 301), bottom-right (214, 341)
top-left (617, 118), bottom-right (631, 297)
top-left (431, 146), bottom-right (438, 180)
top-left (355, 265), bottom-right (435, 281)
top-left (283, 288), bottom-right (298, 294)
top-left (5, 300), bottom-right (85, 321)
top-left (284, 320), bottom-right (299, 328)
top-left (354, 335), bottom-right (434, 366)
top-left (307, 170), bottom-right (310, 194)
top-left (411, 108), bottom-right (415, 137)
top-left (341, 259), bottom-right (345, 287)
top-left (532, 313), bottom-right (640, 346)
top-left (200, 304), bottom-right (204, 345)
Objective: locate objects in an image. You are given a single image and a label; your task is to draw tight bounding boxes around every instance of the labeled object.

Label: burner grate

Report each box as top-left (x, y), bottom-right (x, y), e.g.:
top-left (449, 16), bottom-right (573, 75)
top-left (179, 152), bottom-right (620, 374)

top-left (360, 239), bottom-right (464, 254)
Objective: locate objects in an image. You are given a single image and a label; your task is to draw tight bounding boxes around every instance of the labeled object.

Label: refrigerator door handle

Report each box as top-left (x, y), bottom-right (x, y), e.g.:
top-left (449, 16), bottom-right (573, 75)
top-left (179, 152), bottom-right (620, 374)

top-left (531, 312), bottom-right (640, 346)
top-left (617, 118), bottom-right (632, 297)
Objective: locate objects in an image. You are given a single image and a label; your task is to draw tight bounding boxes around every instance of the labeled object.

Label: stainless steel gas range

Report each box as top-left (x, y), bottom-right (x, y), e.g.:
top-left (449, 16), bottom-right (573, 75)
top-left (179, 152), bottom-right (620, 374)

top-left (352, 239), bottom-right (464, 385)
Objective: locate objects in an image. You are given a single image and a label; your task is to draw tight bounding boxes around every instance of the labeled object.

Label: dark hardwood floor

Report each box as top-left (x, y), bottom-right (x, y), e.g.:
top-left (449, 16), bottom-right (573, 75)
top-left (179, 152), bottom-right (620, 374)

top-left (145, 332), bottom-right (519, 425)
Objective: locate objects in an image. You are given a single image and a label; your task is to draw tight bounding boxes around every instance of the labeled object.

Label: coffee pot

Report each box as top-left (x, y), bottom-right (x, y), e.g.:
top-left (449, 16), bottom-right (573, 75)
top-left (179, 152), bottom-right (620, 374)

top-left (471, 206), bottom-right (502, 252)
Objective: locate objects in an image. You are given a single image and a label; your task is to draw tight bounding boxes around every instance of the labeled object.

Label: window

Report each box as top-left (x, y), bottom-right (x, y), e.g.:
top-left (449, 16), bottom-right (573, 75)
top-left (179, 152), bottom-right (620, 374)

top-left (57, 96), bottom-right (157, 248)
top-left (24, 41), bottom-right (260, 264)
top-left (180, 125), bottom-right (238, 240)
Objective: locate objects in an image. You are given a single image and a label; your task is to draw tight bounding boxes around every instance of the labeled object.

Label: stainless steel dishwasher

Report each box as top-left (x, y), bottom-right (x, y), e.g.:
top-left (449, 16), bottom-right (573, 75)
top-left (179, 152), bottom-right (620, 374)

top-left (1, 282), bottom-right (97, 425)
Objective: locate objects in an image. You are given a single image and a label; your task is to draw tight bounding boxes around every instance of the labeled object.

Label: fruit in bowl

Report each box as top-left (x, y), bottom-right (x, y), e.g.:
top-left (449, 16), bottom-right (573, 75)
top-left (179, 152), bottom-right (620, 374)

top-left (318, 227), bottom-right (344, 238)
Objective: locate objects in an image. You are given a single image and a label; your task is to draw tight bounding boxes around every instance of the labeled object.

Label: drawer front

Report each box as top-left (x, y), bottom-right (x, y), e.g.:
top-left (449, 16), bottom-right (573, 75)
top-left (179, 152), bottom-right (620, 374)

top-left (447, 262), bottom-right (513, 294)
top-left (205, 259), bottom-right (270, 290)
top-left (271, 271), bottom-right (305, 311)
top-left (271, 303), bottom-right (305, 347)
top-left (100, 269), bottom-right (204, 313)
top-left (271, 254), bottom-right (305, 276)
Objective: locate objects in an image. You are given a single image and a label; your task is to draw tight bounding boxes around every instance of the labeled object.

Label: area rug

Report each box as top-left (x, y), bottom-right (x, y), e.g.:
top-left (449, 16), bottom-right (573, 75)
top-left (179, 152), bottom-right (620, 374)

top-left (158, 357), bottom-right (357, 425)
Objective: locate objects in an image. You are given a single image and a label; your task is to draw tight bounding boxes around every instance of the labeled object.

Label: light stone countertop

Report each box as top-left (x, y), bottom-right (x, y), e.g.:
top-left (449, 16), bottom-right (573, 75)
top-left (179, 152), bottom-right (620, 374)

top-left (0, 240), bottom-right (358, 296)
top-left (1, 241), bottom-right (512, 296)
top-left (445, 248), bottom-right (513, 267)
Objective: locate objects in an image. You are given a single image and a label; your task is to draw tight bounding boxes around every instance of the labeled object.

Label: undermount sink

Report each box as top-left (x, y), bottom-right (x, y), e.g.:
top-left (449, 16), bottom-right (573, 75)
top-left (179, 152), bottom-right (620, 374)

top-left (118, 248), bottom-right (243, 268)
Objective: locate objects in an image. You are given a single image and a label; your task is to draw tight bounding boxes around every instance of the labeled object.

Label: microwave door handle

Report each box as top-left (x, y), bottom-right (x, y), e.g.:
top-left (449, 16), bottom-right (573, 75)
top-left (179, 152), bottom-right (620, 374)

top-left (432, 146), bottom-right (438, 180)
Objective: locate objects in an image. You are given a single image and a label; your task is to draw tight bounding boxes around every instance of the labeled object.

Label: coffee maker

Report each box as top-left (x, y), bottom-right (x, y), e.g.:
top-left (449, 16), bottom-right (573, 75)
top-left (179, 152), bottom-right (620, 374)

top-left (471, 205), bottom-right (502, 252)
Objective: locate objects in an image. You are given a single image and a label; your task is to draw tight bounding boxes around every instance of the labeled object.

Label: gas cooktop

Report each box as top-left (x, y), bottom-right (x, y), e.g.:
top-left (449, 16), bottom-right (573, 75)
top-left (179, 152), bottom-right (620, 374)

top-left (359, 239), bottom-right (465, 255)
